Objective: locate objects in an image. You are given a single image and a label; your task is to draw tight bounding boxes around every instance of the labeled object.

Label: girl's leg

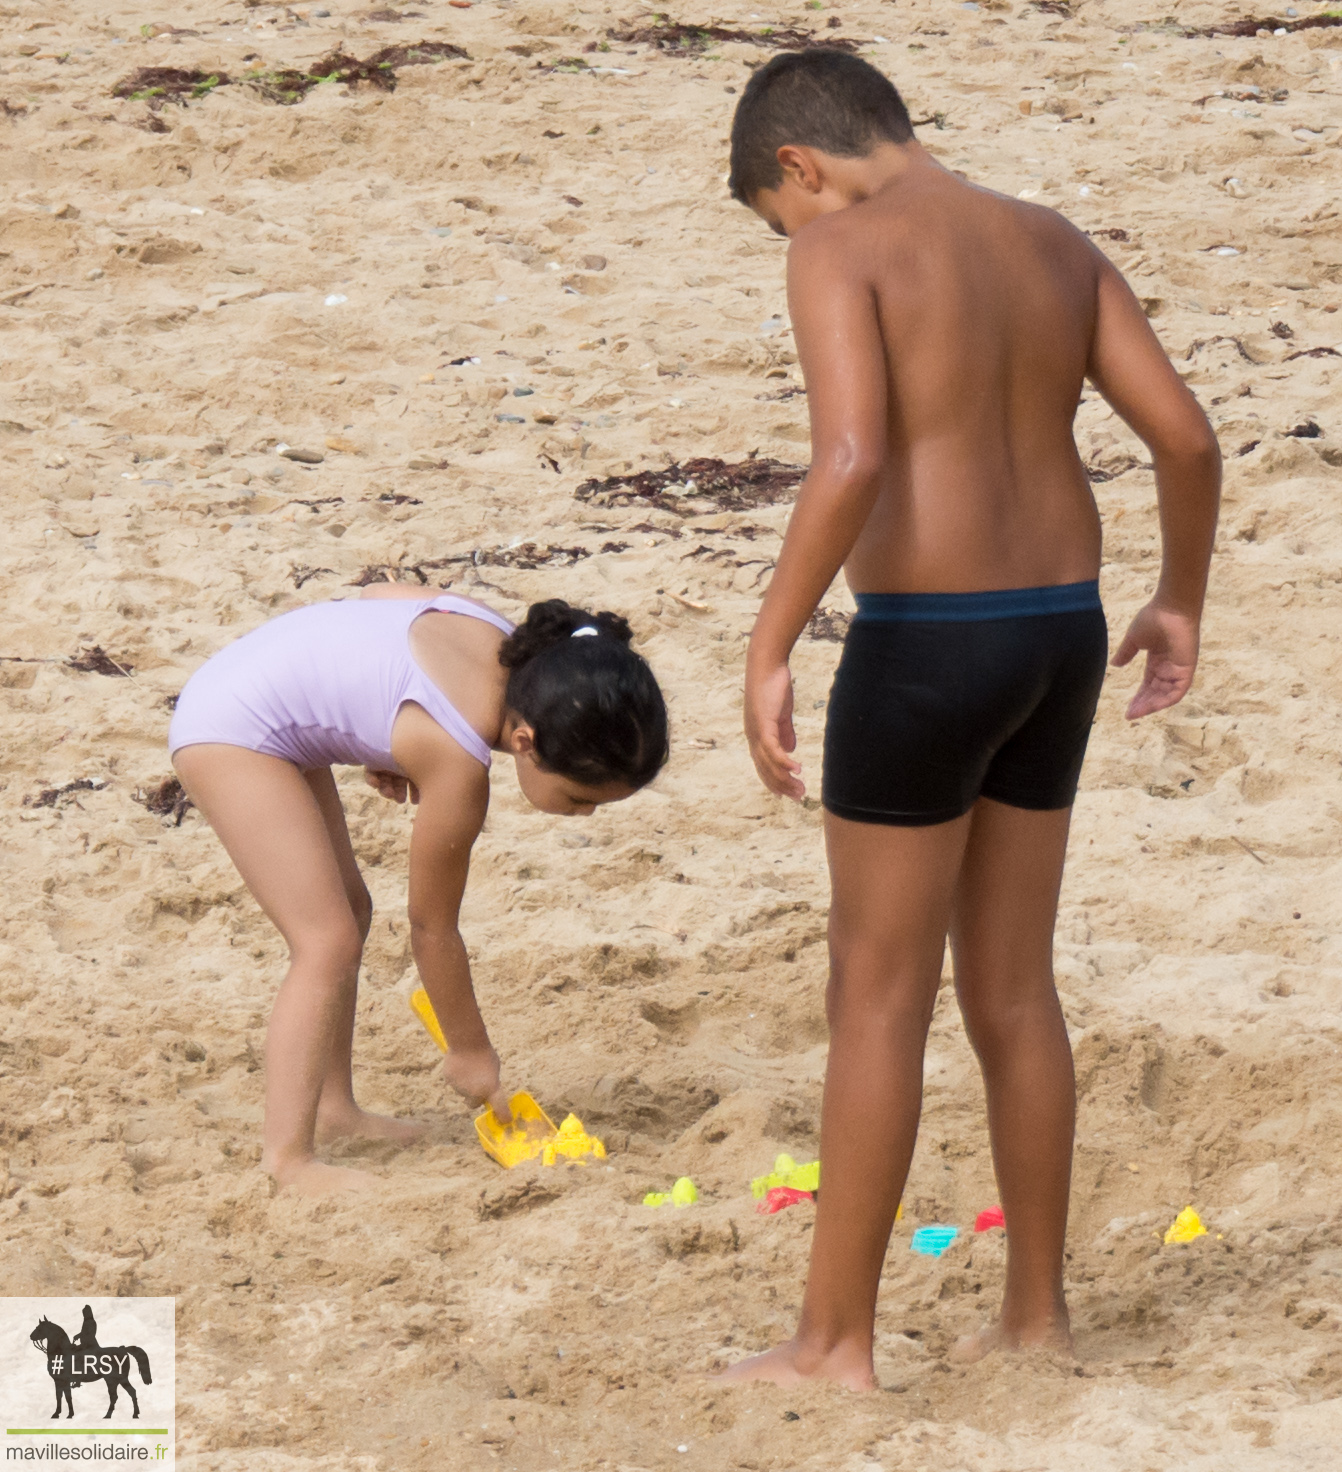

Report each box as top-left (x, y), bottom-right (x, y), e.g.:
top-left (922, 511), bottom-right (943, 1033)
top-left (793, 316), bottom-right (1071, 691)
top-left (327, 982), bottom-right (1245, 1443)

top-left (301, 767), bottom-right (423, 1144)
top-left (949, 797), bottom-right (1076, 1360)
top-left (174, 745), bottom-right (373, 1194)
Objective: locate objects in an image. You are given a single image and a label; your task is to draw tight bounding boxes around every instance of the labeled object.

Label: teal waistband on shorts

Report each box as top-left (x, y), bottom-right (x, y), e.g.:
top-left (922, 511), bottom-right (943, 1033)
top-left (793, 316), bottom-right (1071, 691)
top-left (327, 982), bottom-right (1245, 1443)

top-left (853, 580), bottom-right (1102, 623)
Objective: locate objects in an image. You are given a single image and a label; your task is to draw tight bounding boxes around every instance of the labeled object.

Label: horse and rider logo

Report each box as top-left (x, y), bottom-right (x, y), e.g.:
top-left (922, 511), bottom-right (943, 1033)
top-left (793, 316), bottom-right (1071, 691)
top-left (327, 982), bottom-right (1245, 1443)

top-left (28, 1306), bottom-right (153, 1420)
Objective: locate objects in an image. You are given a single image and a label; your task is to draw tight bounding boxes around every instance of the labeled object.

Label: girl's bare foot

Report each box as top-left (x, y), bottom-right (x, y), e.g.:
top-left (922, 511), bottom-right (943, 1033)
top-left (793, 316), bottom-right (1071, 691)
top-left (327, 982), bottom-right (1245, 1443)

top-left (715, 1339), bottom-right (876, 1391)
top-left (950, 1314), bottom-right (1073, 1365)
top-left (266, 1156), bottom-right (379, 1196)
top-left (314, 1103), bottom-right (426, 1146)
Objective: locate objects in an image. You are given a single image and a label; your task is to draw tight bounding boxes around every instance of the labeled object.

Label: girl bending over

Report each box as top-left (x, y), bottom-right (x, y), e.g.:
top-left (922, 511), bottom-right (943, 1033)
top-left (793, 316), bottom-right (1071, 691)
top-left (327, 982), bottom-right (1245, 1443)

top-left (170, 590), bottom-right (668, 1194)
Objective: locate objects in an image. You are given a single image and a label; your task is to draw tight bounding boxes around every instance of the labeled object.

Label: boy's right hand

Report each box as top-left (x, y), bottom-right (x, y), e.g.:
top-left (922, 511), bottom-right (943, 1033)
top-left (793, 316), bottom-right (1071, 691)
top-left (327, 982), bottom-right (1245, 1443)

top-left (442, 1042), bottom-right (512, 1125)
top-left (1112, 602), bottom-right (1200, 720)
top-left (745, 662), bottom-right (805, 800)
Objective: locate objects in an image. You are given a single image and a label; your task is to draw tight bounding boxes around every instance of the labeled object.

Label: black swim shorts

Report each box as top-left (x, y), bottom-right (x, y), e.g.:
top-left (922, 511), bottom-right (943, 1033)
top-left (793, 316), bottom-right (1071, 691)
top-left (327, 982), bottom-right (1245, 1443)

top-left (822, 581), bottom-right (1108, 826)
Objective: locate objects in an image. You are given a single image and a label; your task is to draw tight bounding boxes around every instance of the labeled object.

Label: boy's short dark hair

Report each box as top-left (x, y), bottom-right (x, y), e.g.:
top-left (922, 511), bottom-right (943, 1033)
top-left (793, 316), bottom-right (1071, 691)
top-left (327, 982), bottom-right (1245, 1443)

top-left (729, 50), bottom-right (914, 204)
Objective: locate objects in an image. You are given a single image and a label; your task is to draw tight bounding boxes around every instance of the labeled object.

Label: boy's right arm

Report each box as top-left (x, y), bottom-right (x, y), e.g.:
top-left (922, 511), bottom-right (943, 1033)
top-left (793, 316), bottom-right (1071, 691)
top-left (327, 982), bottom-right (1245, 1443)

top-left (745, 224), bottom-right (889, 797)
top-left (1086, 251), bottom-right (1222, 718)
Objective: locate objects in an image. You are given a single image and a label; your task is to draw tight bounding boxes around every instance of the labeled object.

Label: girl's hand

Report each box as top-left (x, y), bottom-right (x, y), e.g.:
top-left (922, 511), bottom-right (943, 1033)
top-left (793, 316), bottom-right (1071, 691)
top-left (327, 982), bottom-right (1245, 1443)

top-left (364, 768), bottom-right (420, 804)
top-left (442, 1042), bottom-right (512, 1125)
top-left (744, 662), bottom-right (804, 799)
top-left (1112, 602), bottom-right (1201, 720)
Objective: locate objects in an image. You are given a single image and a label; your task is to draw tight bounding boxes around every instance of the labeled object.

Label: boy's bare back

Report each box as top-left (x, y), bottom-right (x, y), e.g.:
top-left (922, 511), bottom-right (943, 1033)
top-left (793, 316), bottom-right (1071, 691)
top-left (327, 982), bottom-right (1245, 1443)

top-left (794, 169), bottom-right (1104, 596)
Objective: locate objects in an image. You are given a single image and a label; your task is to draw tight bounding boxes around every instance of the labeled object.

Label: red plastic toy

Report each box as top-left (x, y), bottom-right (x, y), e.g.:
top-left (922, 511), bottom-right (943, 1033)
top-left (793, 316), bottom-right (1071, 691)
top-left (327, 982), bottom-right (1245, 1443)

top-left (974, 1206), bottom-right (1006, 1232)
top-left (757, 1186), bottom-right (814, 1215)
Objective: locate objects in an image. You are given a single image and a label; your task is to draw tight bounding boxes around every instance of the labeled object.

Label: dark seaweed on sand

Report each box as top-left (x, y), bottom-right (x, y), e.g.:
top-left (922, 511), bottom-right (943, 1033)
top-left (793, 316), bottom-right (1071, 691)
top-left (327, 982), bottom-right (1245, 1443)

top-left (577, 457), bottom-right (805, 515)
top-left (136, 777), bottom-right (194, 826)
top-left (603, 23), bottom-right (862, 54)
top-left (1186, 11), bottom-right (1342, 38)
top-left (805, 609), bottom-right (851, 642)
top-left (23, 778), bottom-right (105, 810)
top-left (112, 41), bottom-right (468, 109)
top-left (67, 645), bottom-right (134, 677)
top-left (350, 541), bottom-right (612, 587)
top-left (111, 68), bottom-right (231, 105)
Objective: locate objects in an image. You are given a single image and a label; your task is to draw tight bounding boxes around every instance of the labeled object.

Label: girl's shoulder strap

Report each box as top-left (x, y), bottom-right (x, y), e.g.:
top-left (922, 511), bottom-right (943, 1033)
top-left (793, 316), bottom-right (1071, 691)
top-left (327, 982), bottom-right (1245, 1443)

top-left (424, 592), bottom-right (514, 637)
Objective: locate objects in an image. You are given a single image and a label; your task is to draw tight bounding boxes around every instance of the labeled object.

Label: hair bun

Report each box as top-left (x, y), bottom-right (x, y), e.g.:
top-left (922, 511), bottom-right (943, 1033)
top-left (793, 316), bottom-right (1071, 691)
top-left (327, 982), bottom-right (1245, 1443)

top-left (499, 599), bottom-right (633, 669)
top-left (592, 610), bottom-right (633, 646)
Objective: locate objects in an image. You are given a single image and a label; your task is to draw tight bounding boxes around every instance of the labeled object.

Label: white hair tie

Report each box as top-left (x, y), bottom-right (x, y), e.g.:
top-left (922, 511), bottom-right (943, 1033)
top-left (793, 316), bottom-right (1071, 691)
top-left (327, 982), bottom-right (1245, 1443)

top-left (571, 625), bottom-right (599, 638)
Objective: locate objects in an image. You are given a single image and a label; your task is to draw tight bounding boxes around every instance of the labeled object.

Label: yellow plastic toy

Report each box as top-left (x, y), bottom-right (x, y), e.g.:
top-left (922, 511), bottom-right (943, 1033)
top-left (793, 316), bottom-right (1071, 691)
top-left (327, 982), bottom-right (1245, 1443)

top-left (751, 1153), bottom-right (821, 1198)
top-left (541, 1113), bottom-right (607, 1167)
top-left (1164, 1206), bottom-right (1207, 1245)
top-left (474, 1092), bottom-right (558, 1169)
top-left (409, 986), bottom-right (448, 1052)
top-left (644, 1176), bottom-right (698, 1208)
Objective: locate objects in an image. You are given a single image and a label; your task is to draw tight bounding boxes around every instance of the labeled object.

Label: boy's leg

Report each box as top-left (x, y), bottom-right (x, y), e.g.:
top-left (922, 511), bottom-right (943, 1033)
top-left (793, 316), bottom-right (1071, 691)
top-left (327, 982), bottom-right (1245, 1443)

top-left (174, 745), bottom-right (374, 1195)
top-left (302, 767), bottom-right (424, 1145)
top-left (720, 809), bottom-right (971, 1389)
top-left (949, 797), bottom-right (1075, 1359)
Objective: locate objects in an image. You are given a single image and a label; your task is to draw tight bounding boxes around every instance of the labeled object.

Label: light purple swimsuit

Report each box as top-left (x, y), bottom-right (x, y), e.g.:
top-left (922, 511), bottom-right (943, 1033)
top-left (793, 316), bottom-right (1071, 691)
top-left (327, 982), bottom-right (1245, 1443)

top-left (168, 595), bottom-right (514, 773)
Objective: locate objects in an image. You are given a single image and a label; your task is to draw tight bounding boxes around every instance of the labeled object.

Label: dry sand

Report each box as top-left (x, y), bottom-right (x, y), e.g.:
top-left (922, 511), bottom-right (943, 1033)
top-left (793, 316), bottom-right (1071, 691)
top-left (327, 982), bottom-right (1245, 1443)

top-left (3, 0), bottom-right (1342, 1467)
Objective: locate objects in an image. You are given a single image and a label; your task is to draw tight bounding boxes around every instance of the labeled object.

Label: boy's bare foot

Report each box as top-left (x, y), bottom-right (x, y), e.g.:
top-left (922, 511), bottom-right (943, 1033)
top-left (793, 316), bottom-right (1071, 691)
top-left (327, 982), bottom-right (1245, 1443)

top-left (266, 1157), bottom-right (379, 1196)
top-left (314, 1103), bottom-right (426, 1146)
top-left (715, 1339), bottom-right (876, 1391)
top-left (950, 1315), bottom-right (1074, 1365)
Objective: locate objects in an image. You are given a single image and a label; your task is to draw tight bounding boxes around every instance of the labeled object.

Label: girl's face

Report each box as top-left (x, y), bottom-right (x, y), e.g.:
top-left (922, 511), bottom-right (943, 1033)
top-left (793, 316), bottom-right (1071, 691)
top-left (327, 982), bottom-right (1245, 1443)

top-left (505, 724), bottom-right (635, 816)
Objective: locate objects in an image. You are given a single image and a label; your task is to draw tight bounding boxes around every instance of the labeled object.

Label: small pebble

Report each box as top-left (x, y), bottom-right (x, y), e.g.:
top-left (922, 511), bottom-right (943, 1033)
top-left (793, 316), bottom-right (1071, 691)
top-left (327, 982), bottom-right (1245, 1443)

top-left (280, 447), bottom-right (325, 464)
top-left (324, 293), bottom-right (348, 306)
top-left (419, 372), bottom-right (436, 384)
top-left (494, 294), bottom-right (509, 303)
top-left (87, 268), bottom-right (104, 280)
top-left (327, 373), bottom-right (346, 385)
top-left (496, 413), bottom-right (526, 424)
top-left (512, 386), bottom-right (534, 397)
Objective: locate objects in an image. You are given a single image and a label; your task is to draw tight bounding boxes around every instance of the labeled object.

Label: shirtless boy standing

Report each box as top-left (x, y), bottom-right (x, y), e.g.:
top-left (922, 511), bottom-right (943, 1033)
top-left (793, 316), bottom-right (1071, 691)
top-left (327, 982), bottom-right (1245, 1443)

top-left (721, 51), bottom-right (1221, 1388)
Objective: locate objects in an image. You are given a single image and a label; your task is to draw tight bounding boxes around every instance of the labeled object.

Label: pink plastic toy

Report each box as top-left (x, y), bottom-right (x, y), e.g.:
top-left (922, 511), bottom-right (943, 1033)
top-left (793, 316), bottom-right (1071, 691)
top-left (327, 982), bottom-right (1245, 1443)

top-left (974, 1206), bottom-right (1006, 1233)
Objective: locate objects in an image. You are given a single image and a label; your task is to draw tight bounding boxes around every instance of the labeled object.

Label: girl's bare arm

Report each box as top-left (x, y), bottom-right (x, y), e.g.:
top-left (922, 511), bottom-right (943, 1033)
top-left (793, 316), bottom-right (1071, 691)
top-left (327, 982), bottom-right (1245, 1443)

top-left (396, 712), bottom-right (510, 1120)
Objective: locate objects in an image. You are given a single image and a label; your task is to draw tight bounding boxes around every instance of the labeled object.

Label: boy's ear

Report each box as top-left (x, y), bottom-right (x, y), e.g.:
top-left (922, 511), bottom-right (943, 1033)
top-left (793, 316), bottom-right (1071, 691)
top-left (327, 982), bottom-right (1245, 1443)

top-left (508, 723), bottom-right (537, 758)
top-left (776, 144), bottom-right (824, 195)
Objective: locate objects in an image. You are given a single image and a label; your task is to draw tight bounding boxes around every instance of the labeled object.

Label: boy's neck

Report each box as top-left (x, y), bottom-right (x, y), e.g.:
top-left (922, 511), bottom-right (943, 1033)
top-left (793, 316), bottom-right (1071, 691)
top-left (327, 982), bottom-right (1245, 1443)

top-left (753, 141), bottom-right (938, 236)
top-left (820, 141), bottom-right (933, 205)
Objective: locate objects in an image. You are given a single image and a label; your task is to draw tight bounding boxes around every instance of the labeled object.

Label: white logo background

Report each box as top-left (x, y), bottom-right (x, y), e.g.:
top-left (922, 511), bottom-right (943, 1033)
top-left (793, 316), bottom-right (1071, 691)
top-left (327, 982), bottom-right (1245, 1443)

top-left (1, 1298), bottom-right (174, 1461)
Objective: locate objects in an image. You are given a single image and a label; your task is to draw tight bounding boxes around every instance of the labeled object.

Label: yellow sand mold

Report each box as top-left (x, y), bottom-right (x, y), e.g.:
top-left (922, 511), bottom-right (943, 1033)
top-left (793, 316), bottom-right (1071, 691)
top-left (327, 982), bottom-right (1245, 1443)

top-left (644, 1176), bottom-right (698, 1208)
top-left (1164, 1206), bottom-right (1207, 1244)
top-left (541, 1113), bottom-right (607, 1166)
top-left (751, 1153), bottom-right (820, 1198)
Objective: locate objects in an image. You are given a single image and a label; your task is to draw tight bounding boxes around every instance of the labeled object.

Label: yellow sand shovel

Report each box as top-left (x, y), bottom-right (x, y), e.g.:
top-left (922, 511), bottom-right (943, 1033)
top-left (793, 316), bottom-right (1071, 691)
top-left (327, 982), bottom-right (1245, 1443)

top-left (474, 1091), bottom-right (560, 1169)
top-left (409, 987), bottom-right (602, 1168)
top-left (409, 987), bottom-right (559, 1167)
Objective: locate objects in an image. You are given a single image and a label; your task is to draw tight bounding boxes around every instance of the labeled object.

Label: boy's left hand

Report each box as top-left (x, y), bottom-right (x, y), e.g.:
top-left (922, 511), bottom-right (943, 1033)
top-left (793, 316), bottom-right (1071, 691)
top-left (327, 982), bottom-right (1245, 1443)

top-left (364, 768), bottom-right (420, 804)
top-left (1112, 602), bottom-right (1200, 720)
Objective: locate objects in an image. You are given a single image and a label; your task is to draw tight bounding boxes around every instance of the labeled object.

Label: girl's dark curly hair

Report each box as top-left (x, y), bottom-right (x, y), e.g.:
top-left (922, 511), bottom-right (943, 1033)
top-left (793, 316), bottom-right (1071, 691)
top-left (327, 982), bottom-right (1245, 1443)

top-left (499, 600), bottom-right (669, 790)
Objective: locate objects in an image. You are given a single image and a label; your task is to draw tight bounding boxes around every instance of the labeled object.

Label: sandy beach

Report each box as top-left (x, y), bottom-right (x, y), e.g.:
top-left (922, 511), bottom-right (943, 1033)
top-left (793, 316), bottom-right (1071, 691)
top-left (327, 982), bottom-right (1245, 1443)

top-left (2, 0), bottom-right (1341, 1466)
